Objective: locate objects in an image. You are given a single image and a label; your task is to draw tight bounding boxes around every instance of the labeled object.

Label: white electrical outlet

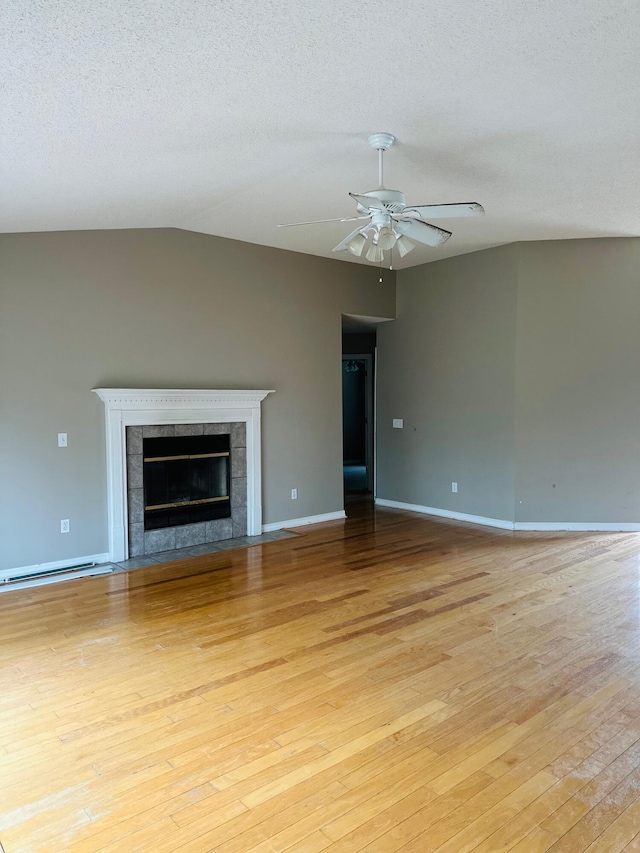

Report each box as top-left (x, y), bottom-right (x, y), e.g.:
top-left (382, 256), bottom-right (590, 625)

top-left (60, 519), bottom-right (70, 533)
top-left (451, 482), bottom-right (458, 493)
top-left (291, 488), bottom-right (297, 500)
top-left (58, 433), bottom-right (68, 447)
top-left (392, 418), bottom-right (403, 429)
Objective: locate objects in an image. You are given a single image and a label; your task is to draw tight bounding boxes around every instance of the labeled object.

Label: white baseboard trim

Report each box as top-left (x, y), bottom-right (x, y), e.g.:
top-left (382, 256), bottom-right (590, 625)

top-left (263, 510), bottom-right (346, 533)
top-left (0, 552), bottom-right (111, 583)
top-left (375, 498), bottom-right (514, 530)
top-left (514, 522), bottom-right (640, 532)
top-left (375, 499), bottom-right (640, 533)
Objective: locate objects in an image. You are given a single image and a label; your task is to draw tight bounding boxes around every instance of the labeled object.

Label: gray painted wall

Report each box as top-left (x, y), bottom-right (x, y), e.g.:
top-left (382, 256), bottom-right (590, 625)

top-left (515, 239), bottom-right (640, 523)
top-left (0, 228), bottom-right (395, 571)
top-left (376, 245), bottom-right (518, 522)
top-left (4, 229), bottom-right (639, 571)
top-left (377, 237), bottom-right (640, 526)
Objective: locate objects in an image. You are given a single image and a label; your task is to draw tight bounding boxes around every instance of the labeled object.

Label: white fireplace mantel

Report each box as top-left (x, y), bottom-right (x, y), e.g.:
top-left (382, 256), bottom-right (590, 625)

top-left (93, 388), bottom-right (275, 562)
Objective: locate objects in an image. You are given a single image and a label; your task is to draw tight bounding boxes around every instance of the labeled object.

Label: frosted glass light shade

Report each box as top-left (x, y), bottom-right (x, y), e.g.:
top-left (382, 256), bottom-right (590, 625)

top-left (396, 235), bottom-right (416, 257)
top-left (346, 232), bottom-right (367, 257)
top-left (376, 226), bottom-right (397, 250)
top-left (366, 243), bottom-right (384, 263)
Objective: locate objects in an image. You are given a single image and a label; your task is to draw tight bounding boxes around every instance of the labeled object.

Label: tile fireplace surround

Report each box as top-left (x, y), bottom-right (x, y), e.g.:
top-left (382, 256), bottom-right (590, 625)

top-left (93, 389), bottom-right (274, 563)
top-left (126, 421), bottom-right (247, 558)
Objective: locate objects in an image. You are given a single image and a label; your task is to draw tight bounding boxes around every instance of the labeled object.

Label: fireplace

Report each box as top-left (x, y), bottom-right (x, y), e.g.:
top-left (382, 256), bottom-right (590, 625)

top-left (93, 389), bottom-right (275, 563)
top-left (143, 433), bottom-right (231, 530)
top-left (126, 423), bottom-right (247, 557)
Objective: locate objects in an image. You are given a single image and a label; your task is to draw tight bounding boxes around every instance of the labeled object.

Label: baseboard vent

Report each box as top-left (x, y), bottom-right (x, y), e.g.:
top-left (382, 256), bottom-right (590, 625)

top-left (0, 563), bottom-right (114, 592)
top-left (1, 561), bottom-right (97, 584)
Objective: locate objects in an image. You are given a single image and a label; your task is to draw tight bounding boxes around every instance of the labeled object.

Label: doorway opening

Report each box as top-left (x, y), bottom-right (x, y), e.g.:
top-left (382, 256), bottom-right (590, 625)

top-left (342, 330), bottom-right (376, 499)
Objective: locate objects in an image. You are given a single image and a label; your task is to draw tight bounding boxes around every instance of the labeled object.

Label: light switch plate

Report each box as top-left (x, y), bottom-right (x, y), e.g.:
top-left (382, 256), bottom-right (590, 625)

top-left (58, 433), bottom-right (68, 447)
top-left (392, 419), bottom-right (403, 429)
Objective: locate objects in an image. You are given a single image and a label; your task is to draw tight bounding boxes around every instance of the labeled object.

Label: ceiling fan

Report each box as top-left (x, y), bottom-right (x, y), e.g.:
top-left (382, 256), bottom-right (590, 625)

top-left (279, 133), bottom-right (484, 266)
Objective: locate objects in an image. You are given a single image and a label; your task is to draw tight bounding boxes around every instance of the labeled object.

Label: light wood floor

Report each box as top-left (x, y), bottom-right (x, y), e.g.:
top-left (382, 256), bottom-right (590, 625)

top-left (3, 502), bottom-right (640, 852)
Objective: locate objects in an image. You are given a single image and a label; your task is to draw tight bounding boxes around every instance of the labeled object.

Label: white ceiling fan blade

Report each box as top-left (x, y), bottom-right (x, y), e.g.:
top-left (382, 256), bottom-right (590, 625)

top-left (278, 216), bottom-right (367, 228)
top-left (395, 218), bottom-right (452, 247)
top-left (403, 202), bottom-right (485, 219)
top-left (332, 226), bottom-right (368, 253)
top-left (349, 192), bottom-right (386, 211)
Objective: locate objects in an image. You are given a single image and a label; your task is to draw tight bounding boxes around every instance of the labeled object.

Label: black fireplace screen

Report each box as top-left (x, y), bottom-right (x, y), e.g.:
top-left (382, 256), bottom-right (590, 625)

top-left (143, 434), bottom-right (231, 530)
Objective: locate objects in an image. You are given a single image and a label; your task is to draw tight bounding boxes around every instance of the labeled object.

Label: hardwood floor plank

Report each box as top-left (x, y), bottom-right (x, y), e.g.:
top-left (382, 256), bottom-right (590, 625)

top-left (510, 826), bottom-right (557, 852)
top-left (3, 502), bottom-right (640, 852)
top-left (583, 800), bottom-right (640, 851)
top-left (329, 771), bottom-right (494, 853)
top-left (398, 769), bottom-right (558, 852)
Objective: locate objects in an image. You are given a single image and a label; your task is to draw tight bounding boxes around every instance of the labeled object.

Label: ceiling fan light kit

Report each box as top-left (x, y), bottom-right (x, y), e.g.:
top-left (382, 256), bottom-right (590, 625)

top-left (365, 243), bottom-right (384, 263)
top-left (347, 232), bottom-right (368, 257)
top-left (396, 235), bottom-right (415, 257)
top-left (376, 225), bottom-right (397, 250)
top-left (278, 132), bottom-right (484, 267)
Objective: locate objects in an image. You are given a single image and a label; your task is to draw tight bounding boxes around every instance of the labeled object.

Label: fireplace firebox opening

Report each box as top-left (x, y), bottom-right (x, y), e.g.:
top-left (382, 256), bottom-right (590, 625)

top-left (143, 434), bottom-right (231, 530)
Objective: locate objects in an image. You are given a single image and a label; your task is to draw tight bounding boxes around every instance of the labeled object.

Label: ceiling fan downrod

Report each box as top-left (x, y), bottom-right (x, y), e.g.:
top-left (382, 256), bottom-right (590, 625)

top-left (368, 132), bottom-right (395, 188)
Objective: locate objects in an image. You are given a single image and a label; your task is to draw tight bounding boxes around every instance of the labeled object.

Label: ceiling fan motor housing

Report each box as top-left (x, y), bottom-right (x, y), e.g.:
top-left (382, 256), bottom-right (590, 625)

top-left (356, 189), bottom-right (406, 214)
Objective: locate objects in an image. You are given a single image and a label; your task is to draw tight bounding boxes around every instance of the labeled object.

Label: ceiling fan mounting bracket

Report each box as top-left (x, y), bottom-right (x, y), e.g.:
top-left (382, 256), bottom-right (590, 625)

top-left (368, 132), bottom-right (395, 151)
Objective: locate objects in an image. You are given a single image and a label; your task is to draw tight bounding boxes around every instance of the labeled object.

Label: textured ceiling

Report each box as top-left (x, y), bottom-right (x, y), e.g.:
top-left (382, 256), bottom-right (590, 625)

top-left (2, 1), bottom-right (639, 268)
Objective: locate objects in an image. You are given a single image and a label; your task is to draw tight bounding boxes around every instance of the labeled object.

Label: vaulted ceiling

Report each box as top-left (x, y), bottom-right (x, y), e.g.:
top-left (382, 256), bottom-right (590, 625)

top-left (2, 1), bottom-right (639, 267)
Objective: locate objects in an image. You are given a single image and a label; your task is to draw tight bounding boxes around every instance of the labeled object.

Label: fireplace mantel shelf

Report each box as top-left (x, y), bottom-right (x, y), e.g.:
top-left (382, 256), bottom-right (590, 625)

top-left (93, 388), bottom-right (275, 562)
top-left (94, 389), bottom-right (275, 407)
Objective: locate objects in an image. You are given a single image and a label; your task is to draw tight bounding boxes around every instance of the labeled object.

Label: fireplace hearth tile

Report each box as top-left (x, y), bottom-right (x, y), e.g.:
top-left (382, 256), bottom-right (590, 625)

top-left (231, 447), bottom-right (247, 479)
top-left (204, 423), bottom-right (231, 435)
top-left (231, 423), bottom-right (246, 448)
top-left (212, 537), bottom-right (246, 551)
top-left (143, 424), bottom-right (176, 438)
top-left (231, 476), bottom-right (247, 508)
top-left (127, 453), bottom-right (143, 489)
top-left (151, 549), bottom-right (194, 564)
top-left (174, 424), bottom-right (204, 437)
top-left (121, 530), bottom-right (298, 568)
top-left (207, 517), bottom-right (233, 542)
top-left (145, 528), bottom-right (176, 553)
top-left (260, 530), bottom-right (298, 542)
top-left (129, 522), bottom-right (145, 557)
top-left (187, 542), bottom-right (226, 556)
top-left (128, 488), bottom-right (144, 525)
top-left (232, 506), bottom-right (247, 538)
top-left (126, 426), bottom-right (143, 455)
top-left (216, 535), bottom-right (263, 550)
top-left (117, 555), bottom-right (161, 569)
top-left (175, 522), bottom-right (208, 549)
